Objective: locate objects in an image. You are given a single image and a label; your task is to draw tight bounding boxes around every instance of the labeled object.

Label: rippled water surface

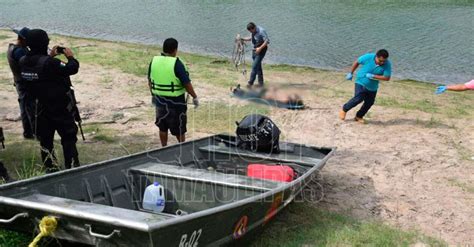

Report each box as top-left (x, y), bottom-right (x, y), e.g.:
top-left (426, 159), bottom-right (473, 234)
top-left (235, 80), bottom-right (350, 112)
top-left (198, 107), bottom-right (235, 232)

top-left (1, 0), bottom-right (473, 83)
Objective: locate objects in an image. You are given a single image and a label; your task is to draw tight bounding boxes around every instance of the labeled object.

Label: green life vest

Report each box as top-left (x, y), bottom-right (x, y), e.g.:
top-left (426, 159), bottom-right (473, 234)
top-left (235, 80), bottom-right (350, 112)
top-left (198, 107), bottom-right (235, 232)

top-left (150, 56), bottom-right (187, 97)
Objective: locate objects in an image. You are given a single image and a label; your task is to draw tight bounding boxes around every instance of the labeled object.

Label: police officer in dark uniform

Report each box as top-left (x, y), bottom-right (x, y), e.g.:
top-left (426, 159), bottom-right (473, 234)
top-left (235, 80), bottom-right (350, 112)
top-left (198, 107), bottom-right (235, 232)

top-left (6, 27), bottom-right (34, 139)
top-left (20, 29), bottom-right (80, 172)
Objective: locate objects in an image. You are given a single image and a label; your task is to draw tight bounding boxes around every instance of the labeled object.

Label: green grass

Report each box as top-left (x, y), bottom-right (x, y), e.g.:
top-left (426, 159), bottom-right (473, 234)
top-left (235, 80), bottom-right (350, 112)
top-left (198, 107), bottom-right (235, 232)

top-left (267, 63), bottom-right (324, 73)
top-left (376, 80), bottom-right (473, 120)
top-left (0, 125), bottom-right (148, 177)
top-left (0, 52), bottom-right (7, 67)
top-left (0, 230), bottom-right (31, 247)
top-left (377, 97), bottom-right (439, 113)
top-left (0, 78), bottom-right (13, 92)
top-left (251, 203), bottom-right (445, 247)
top-left (447, 178), bottom-right (474, 194)
top-left (0, 34), bottom-right (10, 40)
top-left (0, 139), bottom-right (43, 178)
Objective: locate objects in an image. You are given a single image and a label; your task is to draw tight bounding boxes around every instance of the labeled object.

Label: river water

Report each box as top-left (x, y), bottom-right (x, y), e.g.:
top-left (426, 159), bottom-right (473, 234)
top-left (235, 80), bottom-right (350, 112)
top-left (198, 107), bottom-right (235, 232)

top-left (1, 0), bottom-right (473, 83)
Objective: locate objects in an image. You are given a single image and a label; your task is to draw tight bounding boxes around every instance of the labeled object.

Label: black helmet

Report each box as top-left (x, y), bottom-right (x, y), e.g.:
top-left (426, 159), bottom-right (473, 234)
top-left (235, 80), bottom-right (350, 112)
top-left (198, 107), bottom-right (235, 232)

top-left (26, 29), bottom-right (49, 50)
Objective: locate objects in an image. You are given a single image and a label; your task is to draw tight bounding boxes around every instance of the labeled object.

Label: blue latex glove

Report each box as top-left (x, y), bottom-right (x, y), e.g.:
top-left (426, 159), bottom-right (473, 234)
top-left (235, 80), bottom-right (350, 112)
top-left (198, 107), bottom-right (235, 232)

top-left (435, 85), bottom-right (447, 95)
top-left (366, 73), bottom-right (375, 79)
top-left (345, 73), bottom-right (353, 80)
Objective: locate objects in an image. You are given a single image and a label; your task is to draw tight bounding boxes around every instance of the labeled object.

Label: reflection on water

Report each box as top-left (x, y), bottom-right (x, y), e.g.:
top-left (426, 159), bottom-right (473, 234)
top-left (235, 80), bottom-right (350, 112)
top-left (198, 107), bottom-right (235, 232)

top-left (1, 0), bottom-right (472, 83)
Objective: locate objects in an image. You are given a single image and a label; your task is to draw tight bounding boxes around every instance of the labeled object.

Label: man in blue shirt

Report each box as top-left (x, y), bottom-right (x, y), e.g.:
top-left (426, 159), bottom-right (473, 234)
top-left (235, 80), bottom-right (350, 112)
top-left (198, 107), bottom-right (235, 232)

top-left (242, 22), bottom-right (270, 88)
top-left (340, 49), bottom-right (392, 123)
top-left (6, 27), bottom-right (34, 139)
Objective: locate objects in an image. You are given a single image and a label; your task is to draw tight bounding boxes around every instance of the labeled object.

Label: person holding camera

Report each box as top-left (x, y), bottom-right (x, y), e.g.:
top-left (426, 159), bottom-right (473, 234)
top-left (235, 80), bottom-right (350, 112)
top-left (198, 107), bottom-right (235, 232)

top-left (7, 27), bottom-right (34, 139)
top-left (148, 38), bottom-right (198, 147)
top-left (20, 29), bottom-right (81, 173)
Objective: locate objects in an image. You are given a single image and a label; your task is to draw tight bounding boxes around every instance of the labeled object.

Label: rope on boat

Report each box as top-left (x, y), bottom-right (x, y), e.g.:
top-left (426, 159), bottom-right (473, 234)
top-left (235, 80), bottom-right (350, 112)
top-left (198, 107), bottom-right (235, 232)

top-left (28, 216), bottom-right (58, 247)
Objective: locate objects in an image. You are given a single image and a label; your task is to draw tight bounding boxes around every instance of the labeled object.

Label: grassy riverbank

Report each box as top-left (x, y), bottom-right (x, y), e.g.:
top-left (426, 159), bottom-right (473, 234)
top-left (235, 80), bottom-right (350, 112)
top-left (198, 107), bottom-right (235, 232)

top-left (1, 29), bottom-right (471, 245)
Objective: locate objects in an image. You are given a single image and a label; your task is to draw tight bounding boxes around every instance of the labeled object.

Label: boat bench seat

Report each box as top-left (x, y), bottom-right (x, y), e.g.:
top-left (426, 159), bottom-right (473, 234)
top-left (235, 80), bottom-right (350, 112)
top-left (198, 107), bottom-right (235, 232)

top-left (199, 144), bottom-right (321, 167)
top-left (130, 162), bottom-right (286, 191)
top-left (19, 193), bottom-right (173, 223)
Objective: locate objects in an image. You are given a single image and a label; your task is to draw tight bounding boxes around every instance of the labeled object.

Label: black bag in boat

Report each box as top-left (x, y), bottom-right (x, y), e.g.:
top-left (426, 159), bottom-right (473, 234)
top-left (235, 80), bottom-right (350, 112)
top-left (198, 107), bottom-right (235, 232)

top-left (236, 114), bottom-right (280, 153)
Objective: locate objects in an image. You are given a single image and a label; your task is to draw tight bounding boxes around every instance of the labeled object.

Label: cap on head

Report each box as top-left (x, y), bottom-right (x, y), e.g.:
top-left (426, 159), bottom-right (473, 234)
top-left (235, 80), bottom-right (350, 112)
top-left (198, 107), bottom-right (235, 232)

top-left (12, 27), bottom-right (30, 40)
top-left (25, 29), bottom-right (50, 50)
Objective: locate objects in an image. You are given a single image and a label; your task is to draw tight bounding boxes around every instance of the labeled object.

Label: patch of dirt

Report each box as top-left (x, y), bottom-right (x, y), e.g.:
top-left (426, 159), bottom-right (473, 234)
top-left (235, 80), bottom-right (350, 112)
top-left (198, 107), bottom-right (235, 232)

top-left (269, 91), bottom-right (473, 245)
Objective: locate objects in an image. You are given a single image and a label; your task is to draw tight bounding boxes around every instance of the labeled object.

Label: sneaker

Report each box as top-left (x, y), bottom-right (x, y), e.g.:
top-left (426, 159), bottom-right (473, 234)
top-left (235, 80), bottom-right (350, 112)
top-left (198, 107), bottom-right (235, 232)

top-left (246, 84), bottom-right (253, 89)
top-left (339, 110), bottom-right (346, 120)
top-left (354, 117), bottom-right (366, 124)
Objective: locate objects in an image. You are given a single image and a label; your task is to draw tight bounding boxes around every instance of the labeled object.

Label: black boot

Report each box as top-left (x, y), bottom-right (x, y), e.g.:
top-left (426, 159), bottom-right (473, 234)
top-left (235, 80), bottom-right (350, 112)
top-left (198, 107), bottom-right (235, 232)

top-left (0, 161), bottom-right (14, 182)
top-left (41, 148), bottom-right (60, 173)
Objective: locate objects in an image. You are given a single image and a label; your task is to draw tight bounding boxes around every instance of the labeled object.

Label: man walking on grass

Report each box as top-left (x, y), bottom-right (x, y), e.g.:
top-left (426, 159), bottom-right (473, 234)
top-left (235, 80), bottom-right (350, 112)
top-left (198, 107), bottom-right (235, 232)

top-left (148, 38), bottom-right (198, 147)
top-left (242, 22), bottom-right (270, 88)
top-left (340, 49), bottom-right (392, 124)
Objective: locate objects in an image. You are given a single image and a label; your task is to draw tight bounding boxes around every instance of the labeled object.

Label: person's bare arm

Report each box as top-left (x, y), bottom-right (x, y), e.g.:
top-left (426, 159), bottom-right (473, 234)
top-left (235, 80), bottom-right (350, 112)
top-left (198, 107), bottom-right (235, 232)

top-left (255, 40), bottom-right (268, 54)
top-left (147, 62), bottom-right (153, 92)
top-left (372, 75), bottom-right (391, 81)
top-left (447, 84), bottom-right (468, 91)
top-left (349, 60), bottom-right (359, 74)
top-left (241, 37), bottom-right (252, 42)
top-left (184, 83), bottom-right (197, 98)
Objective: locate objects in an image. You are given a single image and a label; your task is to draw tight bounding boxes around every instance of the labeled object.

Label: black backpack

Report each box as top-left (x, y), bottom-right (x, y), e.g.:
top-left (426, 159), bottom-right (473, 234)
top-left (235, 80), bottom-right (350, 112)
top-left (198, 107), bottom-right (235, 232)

top-left (236, 114), bottom-right (280, 153)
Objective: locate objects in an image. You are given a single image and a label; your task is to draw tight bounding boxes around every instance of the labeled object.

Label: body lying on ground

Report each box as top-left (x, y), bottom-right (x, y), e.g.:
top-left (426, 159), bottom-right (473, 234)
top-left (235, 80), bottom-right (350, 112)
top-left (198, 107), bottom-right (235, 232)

top-left (232, 84), bottom-right (303, 106)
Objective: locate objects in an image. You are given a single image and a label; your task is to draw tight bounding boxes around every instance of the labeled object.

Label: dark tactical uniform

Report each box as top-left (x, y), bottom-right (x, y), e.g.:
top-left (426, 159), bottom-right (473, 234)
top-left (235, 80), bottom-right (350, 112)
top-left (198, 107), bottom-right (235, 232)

top-left (7, 43), bottom-right (33, 138)
top-left (20, 29), bottom-right (80, 172)
top-left (0, 128), bottom-right (12, 182)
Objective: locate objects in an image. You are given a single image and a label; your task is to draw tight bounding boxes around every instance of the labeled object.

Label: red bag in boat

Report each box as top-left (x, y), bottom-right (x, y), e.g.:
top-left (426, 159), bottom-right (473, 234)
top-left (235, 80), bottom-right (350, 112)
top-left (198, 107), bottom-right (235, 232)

top-left (247, 164), bottom-right (295, 182)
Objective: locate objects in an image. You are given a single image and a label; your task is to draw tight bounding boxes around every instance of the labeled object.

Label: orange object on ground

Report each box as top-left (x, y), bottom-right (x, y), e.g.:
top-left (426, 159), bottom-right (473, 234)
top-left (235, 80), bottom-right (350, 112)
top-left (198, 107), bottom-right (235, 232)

top-left (247, 164), bottom-right (295, 182)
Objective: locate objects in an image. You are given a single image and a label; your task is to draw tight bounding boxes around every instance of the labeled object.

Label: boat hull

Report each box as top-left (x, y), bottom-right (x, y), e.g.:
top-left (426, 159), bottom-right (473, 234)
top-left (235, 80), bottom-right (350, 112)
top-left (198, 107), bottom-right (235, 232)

top-left (0, 134), bottom-right (334, 246)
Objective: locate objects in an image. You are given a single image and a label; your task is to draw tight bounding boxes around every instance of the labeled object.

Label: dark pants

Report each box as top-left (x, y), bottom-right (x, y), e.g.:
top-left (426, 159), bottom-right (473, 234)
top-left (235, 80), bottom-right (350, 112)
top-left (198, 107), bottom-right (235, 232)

top-left (15, 82), bottom-right (33, 138)
top-left (248, 48), bottom-right (267, 86)
top-left (155, 106), bottom-right (187, 136)
top-left (26, 101), bottom-right (80, 171)
top-left (0, 161), bottom-right (12, 182)
top-left (343, 83), bottom-right (378, 118)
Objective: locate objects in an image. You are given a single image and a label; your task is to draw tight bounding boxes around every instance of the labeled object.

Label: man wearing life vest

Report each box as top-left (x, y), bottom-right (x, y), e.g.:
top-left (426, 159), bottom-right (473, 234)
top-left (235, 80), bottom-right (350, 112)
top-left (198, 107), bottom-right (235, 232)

top-left (7, 27), bottom-right (34, 139)
top-left (148, 38), bottom-right (198, 147)
top-left (20, 29), bottom-right (81, 173)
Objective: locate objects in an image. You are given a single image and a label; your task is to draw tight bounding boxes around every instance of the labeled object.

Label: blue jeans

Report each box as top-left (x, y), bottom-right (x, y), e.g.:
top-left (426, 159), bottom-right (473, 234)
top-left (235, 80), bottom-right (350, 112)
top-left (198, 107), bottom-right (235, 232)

top-left (248, 48), bottom-right (267, 86)
top-left (343, 83), bottom-right (377, 118)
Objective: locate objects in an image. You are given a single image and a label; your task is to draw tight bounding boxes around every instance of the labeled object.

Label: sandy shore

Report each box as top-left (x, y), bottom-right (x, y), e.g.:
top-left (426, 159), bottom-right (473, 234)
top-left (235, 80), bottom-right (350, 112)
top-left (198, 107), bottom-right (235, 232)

top-left (0, 30), bottom-right (472, 245)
